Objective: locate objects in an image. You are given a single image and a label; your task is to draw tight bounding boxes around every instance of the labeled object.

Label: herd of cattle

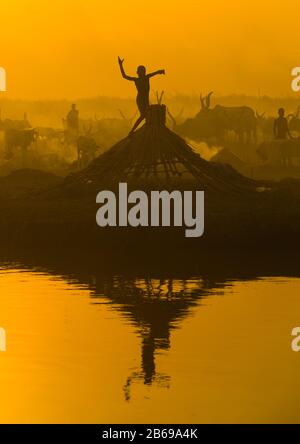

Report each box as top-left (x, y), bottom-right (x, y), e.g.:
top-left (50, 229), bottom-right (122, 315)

top-left (0, 95), bottom-right (300, 177)
top-left (170, 93), bottom-right (300, 167)
top-left (0, 112), bottom-right (133, 173)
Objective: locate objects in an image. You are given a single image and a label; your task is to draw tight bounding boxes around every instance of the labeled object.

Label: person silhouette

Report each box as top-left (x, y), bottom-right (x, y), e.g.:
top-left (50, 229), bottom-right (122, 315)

top-left (66, 104), bottom-right (79, 132)
top-left (118, 57), bottom-right (165, 135)
top-left (274, 108), bottom-right (292, 140)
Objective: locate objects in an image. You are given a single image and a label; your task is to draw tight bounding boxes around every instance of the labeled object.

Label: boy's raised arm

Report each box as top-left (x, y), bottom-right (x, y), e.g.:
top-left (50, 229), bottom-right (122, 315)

top-left (147, 69), bottom-right (165, 78)
top-left (118, 57), bottom-right (136, 81)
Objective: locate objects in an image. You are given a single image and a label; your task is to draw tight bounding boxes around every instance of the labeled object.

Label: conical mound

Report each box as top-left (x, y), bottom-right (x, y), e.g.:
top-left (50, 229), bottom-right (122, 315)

top-left (63, 105), bottom-right (257, 194)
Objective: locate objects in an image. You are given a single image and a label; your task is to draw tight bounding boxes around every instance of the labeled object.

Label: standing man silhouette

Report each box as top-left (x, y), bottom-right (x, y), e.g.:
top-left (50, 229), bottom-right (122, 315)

top-left (274, 108), bottom-right (292, 140)
top-left (67, 104), bottom-right (79, 133)
top-left (118, 57), bottom-right (165, 135)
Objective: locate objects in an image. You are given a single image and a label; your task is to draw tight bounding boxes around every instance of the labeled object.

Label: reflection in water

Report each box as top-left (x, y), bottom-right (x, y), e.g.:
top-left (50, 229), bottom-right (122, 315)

top-left (0, 255), bottom-right (300, 423)
top-left (91, 277), bottom-right (207, 400)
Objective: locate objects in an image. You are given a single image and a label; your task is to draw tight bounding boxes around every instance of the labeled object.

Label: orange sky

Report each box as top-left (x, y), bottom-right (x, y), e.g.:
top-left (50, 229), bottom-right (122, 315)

top-left (1, 0), bottom-right (300, 99)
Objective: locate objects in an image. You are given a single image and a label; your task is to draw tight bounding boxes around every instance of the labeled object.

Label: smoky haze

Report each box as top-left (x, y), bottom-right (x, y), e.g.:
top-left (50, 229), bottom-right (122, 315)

top-left (1, 0), bottom-right (300, 99)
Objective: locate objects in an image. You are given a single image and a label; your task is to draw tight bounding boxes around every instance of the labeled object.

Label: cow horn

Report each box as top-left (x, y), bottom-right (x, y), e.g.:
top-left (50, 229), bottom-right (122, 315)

top-left (118, 109), bottom-right (126, 120)
top-left (176, 106), bottom-right (184, 120)
top-left (206, 91), bottom-right (213, 109)
top-left (200, 93), bottom-right (205, 109)
top-left (159, 91), bottom-right (164, 105)
top-left (166, 107), bottom-right (176, 127)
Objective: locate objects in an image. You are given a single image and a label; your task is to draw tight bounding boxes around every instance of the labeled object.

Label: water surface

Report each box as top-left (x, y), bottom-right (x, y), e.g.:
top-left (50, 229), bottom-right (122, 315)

top-left (0, 264), bottom-right (299, 423)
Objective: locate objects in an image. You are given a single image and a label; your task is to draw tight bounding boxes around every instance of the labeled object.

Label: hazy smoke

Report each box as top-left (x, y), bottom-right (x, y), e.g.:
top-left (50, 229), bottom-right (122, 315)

top-left (186, 139), bottom-right (221, 161)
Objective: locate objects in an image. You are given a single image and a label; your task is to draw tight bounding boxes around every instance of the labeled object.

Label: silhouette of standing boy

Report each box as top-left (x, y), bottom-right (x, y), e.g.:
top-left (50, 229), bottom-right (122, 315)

top-left (118, 57), bottom-right (165, 134)
top-left (274, 108), bottom-right (292, 140)
top-left (67, 104), bottom-right (79, 132)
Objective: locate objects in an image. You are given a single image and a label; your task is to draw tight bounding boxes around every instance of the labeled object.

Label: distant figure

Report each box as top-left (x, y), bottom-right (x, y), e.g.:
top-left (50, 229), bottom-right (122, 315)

top-left (118, 57), bottom-right (165, 134)
top-left (66, 104), bottom-right (79, 132)
top-left (274, 108), bottom-right (292, 140)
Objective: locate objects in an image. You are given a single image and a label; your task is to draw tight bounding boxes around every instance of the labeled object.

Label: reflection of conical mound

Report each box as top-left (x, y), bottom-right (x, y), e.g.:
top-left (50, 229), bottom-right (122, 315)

top-left (64, 104), bottom-right (256, 194)
top-left (91, 276), bottom-right (207, 399)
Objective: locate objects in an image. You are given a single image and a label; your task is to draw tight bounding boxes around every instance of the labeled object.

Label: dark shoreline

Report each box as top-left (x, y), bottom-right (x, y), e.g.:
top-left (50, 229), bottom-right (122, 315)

top-left (1, 193), bottom-right (300, 250)
top-left (0, 194), bottom-right (299, 276)
top-left (0, 164), bottom-right (299, 269)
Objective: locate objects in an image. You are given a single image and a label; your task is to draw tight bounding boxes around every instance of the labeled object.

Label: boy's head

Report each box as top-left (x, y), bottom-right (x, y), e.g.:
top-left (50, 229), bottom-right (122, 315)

top-left (278, 108), bottom-right (285, 117)
top-left (137, 65), bottom-right (146, 77)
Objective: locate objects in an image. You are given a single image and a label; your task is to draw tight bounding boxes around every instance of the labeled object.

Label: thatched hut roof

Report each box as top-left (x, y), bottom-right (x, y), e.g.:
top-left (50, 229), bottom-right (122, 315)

top-left (62, 104), bottom-right (257, 195)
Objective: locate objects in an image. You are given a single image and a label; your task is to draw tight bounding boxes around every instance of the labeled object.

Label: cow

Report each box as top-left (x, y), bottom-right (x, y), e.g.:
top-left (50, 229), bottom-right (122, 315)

top-left (36, 127), bottom-right (64, 141)
top-left (255, 111), bottom-right (274, 140)
top-left (0, 112), bottom-right (31, 131)
top-left (177, 92), bottom-right (257, 143)
top-left (4, 128), bottom-right (37, 160)
top-left (166, 107), bottom-right (185, 130)
top-left (77, 135), bottom-right (99, 169)
top-left (257, 139), bottom-right (300, 166)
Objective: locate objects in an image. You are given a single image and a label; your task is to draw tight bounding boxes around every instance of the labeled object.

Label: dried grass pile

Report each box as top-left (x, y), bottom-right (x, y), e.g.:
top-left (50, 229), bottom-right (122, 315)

top-left (61, 104), bottom-right (257, 195)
